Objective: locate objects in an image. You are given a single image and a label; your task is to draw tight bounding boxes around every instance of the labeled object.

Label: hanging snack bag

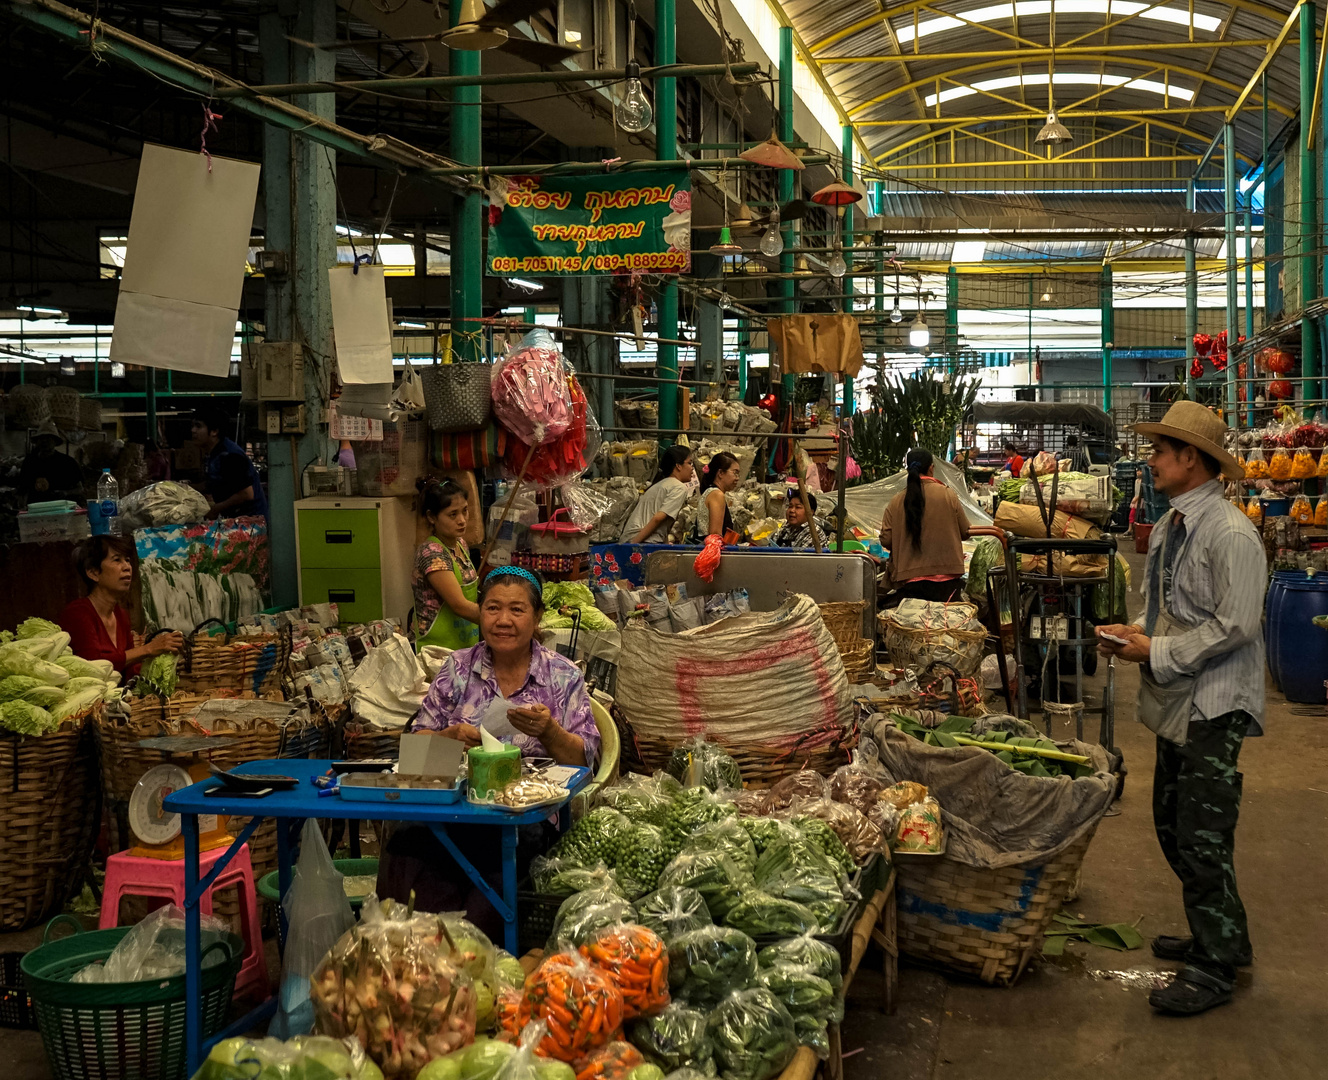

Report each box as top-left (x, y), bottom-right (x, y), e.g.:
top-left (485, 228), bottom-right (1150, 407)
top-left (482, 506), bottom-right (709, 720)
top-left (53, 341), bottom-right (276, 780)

top-left (1246, 499), bottom-right (1264, 526)
top-left (1269, 448), bottom-right (1293, 480)
top-left (1291, 495), bottom-right (1315, 524)
top-left (1317, 497), bottom-right (1328, 527)
top-left (1244, 447), bottom-right (1269, 480)
top-left (1293, 448), bottom-right (1317, 479)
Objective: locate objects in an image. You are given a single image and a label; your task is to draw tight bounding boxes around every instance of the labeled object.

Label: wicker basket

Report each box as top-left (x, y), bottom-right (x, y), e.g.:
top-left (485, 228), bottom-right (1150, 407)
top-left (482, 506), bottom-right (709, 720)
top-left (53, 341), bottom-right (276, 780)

top-left (838, 638), bottom-right (876, 682)
top-left (894, 826), bottom-right (1099, 985)
top-left (818, 601), bottom-right (867, 649)
top-left (78, 396), bottom-right (102, 432)
top-left (6, 384), bottom-right (49, 429)
top-left (46, 387), bottom-right (81, 431)
top-left (0, 713), bottom-right (100, 931)
top-left (343, 721), bottom-right (405, 760)
top-left (880, 606), bottom-right (986, 678)
top-left (178, 623), bottom-right (290, 695)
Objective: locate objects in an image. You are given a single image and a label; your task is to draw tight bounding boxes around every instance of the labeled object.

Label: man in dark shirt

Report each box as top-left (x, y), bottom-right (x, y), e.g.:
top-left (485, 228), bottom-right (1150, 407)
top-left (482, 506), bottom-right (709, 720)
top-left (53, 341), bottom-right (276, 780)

top-left (191, 407), bottom-right (269, 519)
top-left (19, 422), bottom-right (85, 502)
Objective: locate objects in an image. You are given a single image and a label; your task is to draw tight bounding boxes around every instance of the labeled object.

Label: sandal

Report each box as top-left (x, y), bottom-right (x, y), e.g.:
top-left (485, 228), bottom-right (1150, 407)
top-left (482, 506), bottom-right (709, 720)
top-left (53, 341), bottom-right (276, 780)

top-left (1148, 966), bottom-right (1233, 1016)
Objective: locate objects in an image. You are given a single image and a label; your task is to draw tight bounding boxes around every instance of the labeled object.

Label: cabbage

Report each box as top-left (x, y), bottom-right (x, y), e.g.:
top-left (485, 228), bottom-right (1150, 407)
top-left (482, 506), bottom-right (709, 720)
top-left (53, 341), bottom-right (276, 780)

top-left (21, 685), bottom-right (65, 708)
top-left (0, 631), bottom-right (12, 644)
top-left (16, 618), bottom-right (61, 639)
top-left (0, 675), bottom-right (43, 702)
top-left (64, 677), bottom-right (108, 695)
top-left (7, 632), bottom-right (72, 661)
top-left (0, 647), bottom-right (71, 686)
top-left (139, 653), bottom-right (178, 697)
top-left (51, 687), bottom-right (105, 723)
top-left (0, 700), bottom-right (55, 735)
top-left (55, 655), bottom-right (113, 682)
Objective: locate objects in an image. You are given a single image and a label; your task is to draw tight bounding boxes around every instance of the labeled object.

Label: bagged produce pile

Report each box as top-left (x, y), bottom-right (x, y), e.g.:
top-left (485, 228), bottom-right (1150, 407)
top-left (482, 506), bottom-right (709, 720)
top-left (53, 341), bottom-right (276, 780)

top-left (516, 952), bottom-right (625, 1061)
top-left (0, 617), bottom-right (121, 735)
top-left (629, 1002), bottom-right (714, 1074)
top-left (311, 897), bottom-right (479, 1077)
top-left (194, 1036), bottom-right (384, 1080)
top-left (1016, 473), bottom-right (1118, 525)
top-left (74, 904), bottom-right (231, 983)
top-left (705, 989), bottom-right (797, 1080)
top-left (119, 480), bottom-right (210, 529)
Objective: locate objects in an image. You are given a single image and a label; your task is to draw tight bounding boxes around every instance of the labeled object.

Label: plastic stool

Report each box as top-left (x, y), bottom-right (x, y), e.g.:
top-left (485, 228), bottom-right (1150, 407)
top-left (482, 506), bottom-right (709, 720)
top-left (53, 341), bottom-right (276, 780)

top-left (100, 844), bottom-right (269, 1000)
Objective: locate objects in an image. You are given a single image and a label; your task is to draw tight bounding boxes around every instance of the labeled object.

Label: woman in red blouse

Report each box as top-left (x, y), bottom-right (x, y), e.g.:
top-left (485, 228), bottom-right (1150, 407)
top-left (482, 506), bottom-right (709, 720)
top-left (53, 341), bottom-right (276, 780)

top-left (60, 536), bottom-right (183, 676)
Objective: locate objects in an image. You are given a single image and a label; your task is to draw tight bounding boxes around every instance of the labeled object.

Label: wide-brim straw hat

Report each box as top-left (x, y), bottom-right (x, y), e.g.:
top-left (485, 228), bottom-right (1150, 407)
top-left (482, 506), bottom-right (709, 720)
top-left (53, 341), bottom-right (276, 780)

top-left (1133, 399), bottom-right (1243, 480)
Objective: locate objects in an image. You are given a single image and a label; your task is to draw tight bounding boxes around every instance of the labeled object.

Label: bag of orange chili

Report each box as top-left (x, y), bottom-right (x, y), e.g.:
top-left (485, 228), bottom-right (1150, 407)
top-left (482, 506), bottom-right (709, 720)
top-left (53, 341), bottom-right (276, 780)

top-left (579, 924), bottom-right (671, 1020)
top-left (518, 951), bottom-right (625, 1062)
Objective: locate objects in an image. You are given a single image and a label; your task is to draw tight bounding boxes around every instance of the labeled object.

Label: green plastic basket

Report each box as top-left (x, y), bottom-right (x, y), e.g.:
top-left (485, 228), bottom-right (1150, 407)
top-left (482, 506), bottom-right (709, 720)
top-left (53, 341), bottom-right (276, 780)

top-left (21, 914), bottom-right (243, 1080)
top-left (256, 857), bottom-right (380, 909)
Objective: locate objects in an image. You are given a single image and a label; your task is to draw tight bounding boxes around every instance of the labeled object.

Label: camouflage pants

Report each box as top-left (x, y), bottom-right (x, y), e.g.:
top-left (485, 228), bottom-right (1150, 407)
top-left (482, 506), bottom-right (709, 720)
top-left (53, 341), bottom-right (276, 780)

top-left (1153, 710), bottom-right (1251, 983)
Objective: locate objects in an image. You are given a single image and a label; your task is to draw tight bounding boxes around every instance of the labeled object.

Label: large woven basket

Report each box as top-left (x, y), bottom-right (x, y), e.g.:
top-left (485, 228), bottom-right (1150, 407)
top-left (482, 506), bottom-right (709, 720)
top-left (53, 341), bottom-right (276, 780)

top-left (818, 601), bottom-right (867, 649)
top-left (5, 384), bottom-right (49, 428)
top-left (0, 713), bottom-right (100, 931)
top-left (838, 638), bottom-right (875, 683)
top-left (343, 721), bottom-right (406, 760)
top-left (177, 622), bottom-right (290, 695)
top-left (78, 396), bottom-right (102, 432)
top-left (46, 387), bottom-right (81, 430)
top-left (880, 606), bottom-right (986, 678)
top-left (894, 826), bottom-right (1099, 985)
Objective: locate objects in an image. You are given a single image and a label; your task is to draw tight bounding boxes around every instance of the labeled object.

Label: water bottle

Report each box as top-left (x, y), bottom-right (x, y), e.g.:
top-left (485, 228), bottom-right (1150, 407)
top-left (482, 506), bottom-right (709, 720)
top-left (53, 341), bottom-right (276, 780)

top-left (96, 469), bottom-right (120, 535)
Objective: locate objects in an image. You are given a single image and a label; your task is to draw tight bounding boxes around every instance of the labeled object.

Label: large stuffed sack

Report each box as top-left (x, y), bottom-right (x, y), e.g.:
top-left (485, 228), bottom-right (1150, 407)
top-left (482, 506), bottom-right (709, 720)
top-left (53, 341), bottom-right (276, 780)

top-left (615, 595), bottom-right (852, 747)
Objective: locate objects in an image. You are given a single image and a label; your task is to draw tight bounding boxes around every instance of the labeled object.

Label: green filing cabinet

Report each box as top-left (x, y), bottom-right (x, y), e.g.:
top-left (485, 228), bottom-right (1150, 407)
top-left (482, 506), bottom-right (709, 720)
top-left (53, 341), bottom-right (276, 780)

top-left (294, 496), bottom-right (417, 626)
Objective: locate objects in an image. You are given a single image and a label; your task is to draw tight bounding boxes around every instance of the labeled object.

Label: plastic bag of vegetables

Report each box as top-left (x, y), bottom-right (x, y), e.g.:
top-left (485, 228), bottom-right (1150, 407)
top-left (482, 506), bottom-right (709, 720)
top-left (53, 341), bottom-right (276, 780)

top-left (595, 773), bottom-right (679, 827)
top-left (786, 796), bottom-right (886, 865)
top-left (194, 1034), bottom-right (385, 1080)
top-left (792, 1014), bottom-right (829, 1060)
top-left (666, 926), bottom-right (757, 1007)
top-left (681, 819), bottom-right (757, 877)
top-left (828, 762), bottom-right (883, 817)
top-left (551, 807), bottom-right (633, 868)
top-left (665, 737), bottom-right (742, 792)
top-left (705, 989), bottom-right (797, 1080)
top-left (736, 817), bottom-right (783, 855)
top-left (754, 960), bottom-right (841, 1024)
top-left (655, 850), bottom-right (750, 922)
top-left (530, 856), bottom-right (625, 899)
top-left (752, 830), bottom-right (848, 930)
top-left (610, 822), bottom-right (672, 898)
top-left (628, 1002), bottom-right (715, 1074)
top-left (756, 935), bottom-right (842, 991)
top-left (663, 789), bottom-right (736, 852)
top-left (579, 923), bottom-right (670, 1020)
top-left (635, 887), bottom-right (711, 945)
top-left (789, 816), bottom-right (855, 876)
top-left (548, 888), bottom-right (639, 949)
top-left (720, 891), bottom-right (819, 939)
top-left (762, 769), bottom-right (826, 813)
top-left (493, 950), bottom-right (528, 991)
top-left (310, 896), bottom-right (478, 1078)
top-left (517, 952), bottom-right (625, 1062)
top-left (571, 1040), bottom-right (644, 1080)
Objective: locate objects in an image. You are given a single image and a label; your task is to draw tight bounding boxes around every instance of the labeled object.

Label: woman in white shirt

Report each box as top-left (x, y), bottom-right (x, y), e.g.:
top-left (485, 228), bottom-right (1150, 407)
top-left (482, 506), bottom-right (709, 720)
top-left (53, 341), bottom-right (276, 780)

top-left (621, 445), bottom-right (694, 543)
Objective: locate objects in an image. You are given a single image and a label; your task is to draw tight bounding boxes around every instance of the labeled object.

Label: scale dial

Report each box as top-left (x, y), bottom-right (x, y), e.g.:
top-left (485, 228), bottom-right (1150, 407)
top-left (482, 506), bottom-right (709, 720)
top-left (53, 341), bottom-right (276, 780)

top-left (129, 763), bottom-right (192, 847)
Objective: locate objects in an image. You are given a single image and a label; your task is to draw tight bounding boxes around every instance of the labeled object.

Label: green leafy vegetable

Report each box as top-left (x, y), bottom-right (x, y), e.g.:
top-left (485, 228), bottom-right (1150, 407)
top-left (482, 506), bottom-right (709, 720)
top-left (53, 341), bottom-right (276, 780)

top-left (0, 646), bottom-right (71, 686)
top-left (51, 687), bottom-right (106, 724)
top-left (0, 675), bottom-right (43, 702)
top-left (55, 654), bottom-right (115, 682)
top-left (0, 699), bottom-right (56, 735)
top-left (139, 652), bottom-right (179, 697)
top-left (20, 685), bottom-right (65, 708)
top-left (16, 618), bottom-right (61, 639)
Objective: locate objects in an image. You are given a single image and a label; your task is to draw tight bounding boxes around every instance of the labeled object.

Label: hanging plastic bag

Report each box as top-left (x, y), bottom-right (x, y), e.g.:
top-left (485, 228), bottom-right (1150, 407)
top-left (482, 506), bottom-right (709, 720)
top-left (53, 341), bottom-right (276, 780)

top-left (1291, 495), bottom-right (1315, 524)
top-left (504, 361), bottom-right (602, 489)
top-left (270, 820), bottom-right (357, 1038)
top-left (1316, 496), bottom-right (1328, 527)
top-left (1246, 498), bottom-right (1264, 526)
top-left (1244, 446), bottom-right (1268, 479)
top-left (559, 481), bottom-right (614, 533)
top-left (393, 360), bottom-right (428, 414)
top-left (491, 329), bottom-right (572, 445)
top-left (1292, 448), bottom-right (1316, 479)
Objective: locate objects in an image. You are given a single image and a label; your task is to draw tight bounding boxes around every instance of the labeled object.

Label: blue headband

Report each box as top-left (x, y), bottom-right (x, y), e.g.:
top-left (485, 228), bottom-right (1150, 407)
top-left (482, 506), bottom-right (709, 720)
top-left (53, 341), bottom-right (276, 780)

top-left (487, 565), bottom-right (542, 591)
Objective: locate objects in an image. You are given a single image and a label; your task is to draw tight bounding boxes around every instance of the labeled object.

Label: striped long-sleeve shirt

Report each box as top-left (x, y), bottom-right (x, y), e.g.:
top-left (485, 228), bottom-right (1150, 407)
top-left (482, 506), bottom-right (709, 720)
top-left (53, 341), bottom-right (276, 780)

top-left (1143, 479), bottom-right (1267, 735)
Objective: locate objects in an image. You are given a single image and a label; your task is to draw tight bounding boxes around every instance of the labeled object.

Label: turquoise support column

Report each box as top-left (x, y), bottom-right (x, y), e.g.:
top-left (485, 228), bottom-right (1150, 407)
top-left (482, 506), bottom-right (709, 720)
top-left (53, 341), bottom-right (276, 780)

top-left (655, 0), bottom-right (679, 435)
top-left (1245, 189), bottom-right (1256, 423)
top-left (946, 267), bottom-right (959, 375)
top-left (840, 123), bottom-right (854, 417)
top-left (1185, 231), bottom-right (1198, 398)
top-left (1101, 264), bottom-right (1114, 413)
top-left (451, 2), bottom-right (482, 362)
top-left (1225, 121), bottom-right (1239, 418)
top-left (260, 0), bottom-right (336, 609)
top-left (778, 27), bottom-right (795, 408)
top-left (1301, 1), bottom-right (1320, 410)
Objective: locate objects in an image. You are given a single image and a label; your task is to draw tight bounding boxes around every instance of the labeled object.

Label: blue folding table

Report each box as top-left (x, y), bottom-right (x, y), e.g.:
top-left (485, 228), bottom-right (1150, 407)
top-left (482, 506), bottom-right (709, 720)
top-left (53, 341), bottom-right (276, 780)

top-left (164, 758), bottom-right (589, 1075)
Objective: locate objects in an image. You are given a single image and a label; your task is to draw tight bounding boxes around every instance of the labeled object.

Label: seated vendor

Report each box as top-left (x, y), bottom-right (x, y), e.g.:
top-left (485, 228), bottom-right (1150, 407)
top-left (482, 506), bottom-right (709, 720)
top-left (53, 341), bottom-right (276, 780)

top-left (772, 490), bottom-right (830, 549)
top-left (880, 448), bottom-right (971, 605)
top-left (61, 535), bottom-right (184, 677)
top-left (376, 566), bottom-right (599, 930)
top-left (620, 445), bottom-right (694, 544)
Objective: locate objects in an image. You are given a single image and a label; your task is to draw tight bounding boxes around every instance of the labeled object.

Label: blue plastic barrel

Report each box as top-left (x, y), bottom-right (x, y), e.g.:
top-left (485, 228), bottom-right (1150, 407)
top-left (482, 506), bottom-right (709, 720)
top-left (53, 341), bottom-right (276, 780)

top-left (1265, 570), bottom-right (1328, 702)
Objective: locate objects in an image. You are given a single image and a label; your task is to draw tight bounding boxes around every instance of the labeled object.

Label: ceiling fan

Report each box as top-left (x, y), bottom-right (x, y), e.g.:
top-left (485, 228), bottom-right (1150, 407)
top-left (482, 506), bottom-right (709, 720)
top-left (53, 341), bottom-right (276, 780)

top-left (299, 0), bottom-right (584, 66)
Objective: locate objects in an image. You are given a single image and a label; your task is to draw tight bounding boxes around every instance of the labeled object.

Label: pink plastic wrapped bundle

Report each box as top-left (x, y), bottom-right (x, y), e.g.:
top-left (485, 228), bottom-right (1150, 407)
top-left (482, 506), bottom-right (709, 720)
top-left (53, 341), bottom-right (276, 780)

top-left (492, 329), bottom-right (572, 445)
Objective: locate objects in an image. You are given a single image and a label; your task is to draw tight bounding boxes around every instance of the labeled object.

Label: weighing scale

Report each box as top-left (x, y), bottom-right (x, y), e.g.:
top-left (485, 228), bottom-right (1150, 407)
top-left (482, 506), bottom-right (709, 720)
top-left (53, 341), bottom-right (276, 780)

top-left (127, 736), bottom-right (235, 860)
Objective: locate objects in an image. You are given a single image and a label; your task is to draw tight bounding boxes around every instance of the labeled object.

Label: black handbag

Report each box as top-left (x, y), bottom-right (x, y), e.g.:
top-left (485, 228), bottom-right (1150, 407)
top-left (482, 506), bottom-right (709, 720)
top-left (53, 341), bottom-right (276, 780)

top-left (422, 361), bottom-right (492, 432)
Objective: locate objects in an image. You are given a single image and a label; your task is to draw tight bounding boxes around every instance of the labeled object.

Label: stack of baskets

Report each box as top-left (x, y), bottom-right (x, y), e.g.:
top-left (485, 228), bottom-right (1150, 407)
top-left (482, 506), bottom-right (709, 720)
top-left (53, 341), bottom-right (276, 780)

top-left (5, 384), bottom-right (50, 430)
top-left (177, 622), bottom-right (290, 696)
top-left (818, 600), bottom-right (875, 683)
top-left (0, 709), bottom-right (101, 931)
top-left (78, 396), bottom-right (102, 432)
top-left (45, 387), bottom-right (81, 432)
top-left (880, 599), bottom-right (986, 678)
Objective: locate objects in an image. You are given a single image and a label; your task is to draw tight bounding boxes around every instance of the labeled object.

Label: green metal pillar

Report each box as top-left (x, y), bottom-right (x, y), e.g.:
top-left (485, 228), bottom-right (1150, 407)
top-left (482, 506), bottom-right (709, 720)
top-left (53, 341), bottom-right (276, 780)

top-left (946, 267), bottom-right (959, 374)
top-left (451, 2), bottom-right (482, 363)
top-left (874, 245), bottom-right (885, 358)
top-left (260, 0), bottom-right (336, 610)
top-left (737, 316), bottom-right (748, 398)
top-left (1301, 0), bottom-right (1320, 410)
top-left (1100, 264), bottom-right (1114, 413)
top-left (840, 123), bottom-right (854, 416)
top-left (1245, 188), bottom-right (1256, 423)
top-left (778, 27), bottom-right (795, 408)
top-left (1225, 120), bottom-right (1239, 418)
top-left (655, 0), bottom-right (680, 434)
top-left (1185, 231), bottom-right (1198, 398)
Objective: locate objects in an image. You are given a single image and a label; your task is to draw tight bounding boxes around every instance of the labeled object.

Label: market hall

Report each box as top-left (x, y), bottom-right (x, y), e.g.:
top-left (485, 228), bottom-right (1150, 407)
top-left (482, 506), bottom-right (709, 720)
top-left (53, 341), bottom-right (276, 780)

top-left (0, 0), bottom-right (1324, 1077)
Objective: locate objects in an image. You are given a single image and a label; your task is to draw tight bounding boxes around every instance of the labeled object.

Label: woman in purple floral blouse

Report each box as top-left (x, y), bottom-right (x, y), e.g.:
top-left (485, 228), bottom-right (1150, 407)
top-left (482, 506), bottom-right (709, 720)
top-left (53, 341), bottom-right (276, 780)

top-left (376, 566), bottom-right (600, 925)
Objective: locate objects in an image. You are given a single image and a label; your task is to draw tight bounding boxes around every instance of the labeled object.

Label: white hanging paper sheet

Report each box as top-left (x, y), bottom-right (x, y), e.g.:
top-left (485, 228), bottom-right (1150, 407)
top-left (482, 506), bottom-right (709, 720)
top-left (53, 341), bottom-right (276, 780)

top-left (110, 144), bottom-right (260, 377)
top-left (329, 264), bottom-right (394, 384)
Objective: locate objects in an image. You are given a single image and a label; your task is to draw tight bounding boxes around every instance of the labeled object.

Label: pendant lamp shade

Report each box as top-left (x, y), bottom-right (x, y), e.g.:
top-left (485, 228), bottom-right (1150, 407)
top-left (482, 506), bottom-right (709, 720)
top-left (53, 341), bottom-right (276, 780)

top-left (709, 226), bottom-right (744, 257)
top-left (440, 0), bottom-right (510, 50)
top-left (811, 181), bottom-right (862, 207)
top-left (739, 131), bottom-right (805, 171)
top-left (1035, 111), bottom-right (1072, 147)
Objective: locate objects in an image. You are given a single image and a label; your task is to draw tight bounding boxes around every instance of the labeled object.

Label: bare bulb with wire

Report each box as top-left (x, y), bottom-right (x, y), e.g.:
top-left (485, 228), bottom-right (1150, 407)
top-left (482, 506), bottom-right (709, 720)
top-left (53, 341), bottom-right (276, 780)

top-left (890, 299), bottom-right (903, 323)
top-left (759, 223), bottom-right (784, 257)
top-left (828, 251), bottom-right (847, 278)
top-left (615, 60), bottom-right (653, 133)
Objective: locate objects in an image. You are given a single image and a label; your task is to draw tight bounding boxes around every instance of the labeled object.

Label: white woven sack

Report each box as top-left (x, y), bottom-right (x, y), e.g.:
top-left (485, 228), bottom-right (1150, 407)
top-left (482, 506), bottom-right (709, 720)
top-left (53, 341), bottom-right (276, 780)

top-left (615, 594), bottom-right (852, 744)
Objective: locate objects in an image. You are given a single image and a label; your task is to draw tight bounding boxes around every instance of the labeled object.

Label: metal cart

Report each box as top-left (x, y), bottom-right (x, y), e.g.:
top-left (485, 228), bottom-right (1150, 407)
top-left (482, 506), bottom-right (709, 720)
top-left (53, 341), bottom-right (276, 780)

top-left (1004, 535), bottom-right (1118, 749)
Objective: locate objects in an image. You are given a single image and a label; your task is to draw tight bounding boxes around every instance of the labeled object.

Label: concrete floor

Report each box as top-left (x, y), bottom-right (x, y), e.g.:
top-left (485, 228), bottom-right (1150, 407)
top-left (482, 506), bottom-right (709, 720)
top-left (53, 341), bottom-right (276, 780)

top-left (7, 549), bottom-right (1327, 1078)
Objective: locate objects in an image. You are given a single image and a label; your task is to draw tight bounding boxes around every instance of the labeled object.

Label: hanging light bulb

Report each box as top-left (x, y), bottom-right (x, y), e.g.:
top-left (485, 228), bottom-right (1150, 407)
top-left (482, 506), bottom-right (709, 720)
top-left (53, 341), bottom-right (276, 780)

top-left (828, 250), bottom-right (847, 279)
top-left (615, 58), bottom-right (653, 133)
top-left (909, 313), bottom-right (930, 349)
top-left (890, 298), bottom-right (903, 324)
top-left (1041, 283), bottom-right (1053, 303)
top-left (717, 292), bottom-right (733, 311)
top-left (59, 355), bottom-right (76, 377)
top-left (759, 221), bottom-right (784, 257)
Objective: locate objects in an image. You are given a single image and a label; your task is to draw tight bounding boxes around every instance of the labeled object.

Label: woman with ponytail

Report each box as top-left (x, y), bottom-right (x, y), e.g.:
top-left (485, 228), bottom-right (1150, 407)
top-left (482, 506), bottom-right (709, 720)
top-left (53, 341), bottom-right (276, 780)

top-left (880, 448), bottom-right (970, 604)
top-left (688, 451), bottom-right (740, 542)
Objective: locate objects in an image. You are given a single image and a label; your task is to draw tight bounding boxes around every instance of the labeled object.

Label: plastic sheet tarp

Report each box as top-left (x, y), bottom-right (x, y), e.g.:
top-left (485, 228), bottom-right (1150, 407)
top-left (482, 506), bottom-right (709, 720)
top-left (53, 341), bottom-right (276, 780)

top-left (841, 459), bottom-right (993, 535)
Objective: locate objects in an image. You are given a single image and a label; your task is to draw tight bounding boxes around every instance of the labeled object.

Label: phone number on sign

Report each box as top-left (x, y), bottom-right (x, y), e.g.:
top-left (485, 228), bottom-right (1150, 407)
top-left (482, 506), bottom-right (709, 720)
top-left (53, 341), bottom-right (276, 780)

top-left (490, 251), bottom-right (690, 274)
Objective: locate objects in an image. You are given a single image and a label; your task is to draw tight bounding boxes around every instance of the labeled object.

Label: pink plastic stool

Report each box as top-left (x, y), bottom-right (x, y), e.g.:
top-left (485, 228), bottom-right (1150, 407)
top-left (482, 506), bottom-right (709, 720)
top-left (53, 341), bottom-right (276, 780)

top-left (100, 844), bottom-right (269, 1000)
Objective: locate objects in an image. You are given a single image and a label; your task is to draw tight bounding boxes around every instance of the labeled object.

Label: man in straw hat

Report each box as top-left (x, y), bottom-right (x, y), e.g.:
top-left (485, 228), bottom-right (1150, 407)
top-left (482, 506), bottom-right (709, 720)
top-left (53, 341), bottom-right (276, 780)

top-left (1097, 399), bottom-right (1262, 1016)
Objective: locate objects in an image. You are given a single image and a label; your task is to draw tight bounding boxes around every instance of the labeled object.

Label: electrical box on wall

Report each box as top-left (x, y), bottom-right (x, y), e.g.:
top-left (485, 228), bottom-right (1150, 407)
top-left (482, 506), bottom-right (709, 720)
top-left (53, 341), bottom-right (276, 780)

top-left (241, 341), bottom-right (305, 402)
